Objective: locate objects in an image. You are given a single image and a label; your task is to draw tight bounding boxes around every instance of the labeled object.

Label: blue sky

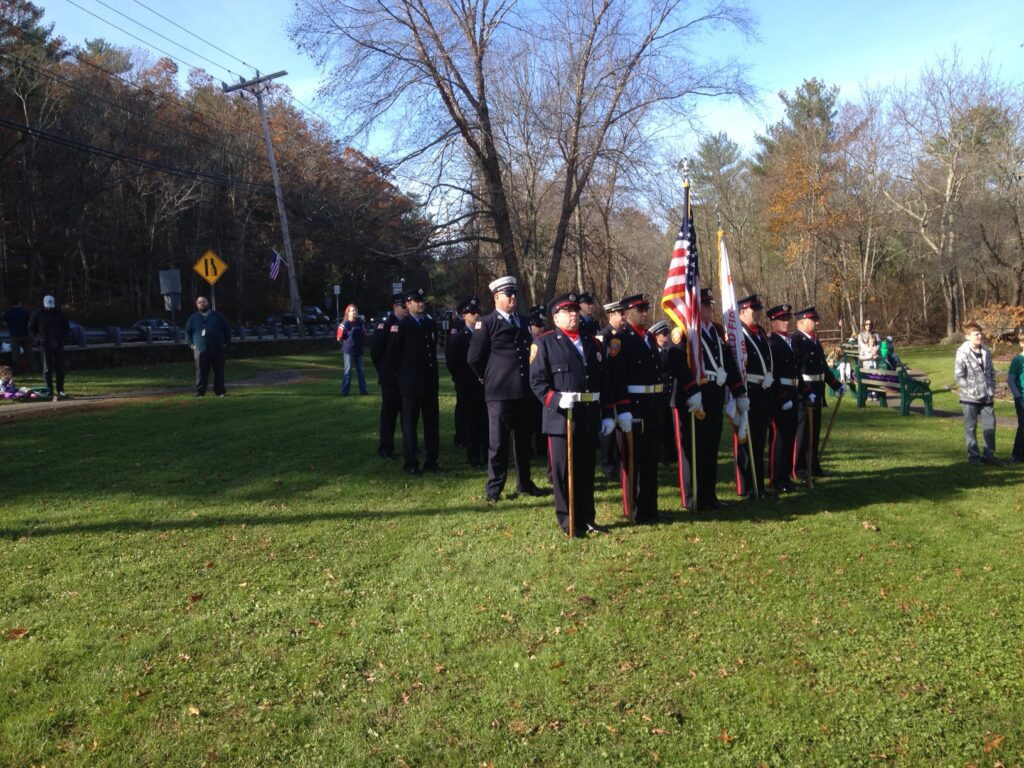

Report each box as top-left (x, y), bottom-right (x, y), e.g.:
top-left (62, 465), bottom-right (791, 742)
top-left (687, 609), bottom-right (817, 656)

top-left (35, 0), bottom-right (1024, 152)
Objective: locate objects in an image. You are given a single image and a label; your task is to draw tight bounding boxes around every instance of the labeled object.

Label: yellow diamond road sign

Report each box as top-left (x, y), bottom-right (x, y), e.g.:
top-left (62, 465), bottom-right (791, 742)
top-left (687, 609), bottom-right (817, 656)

top-left (194, 250), bottom-right (228, 285)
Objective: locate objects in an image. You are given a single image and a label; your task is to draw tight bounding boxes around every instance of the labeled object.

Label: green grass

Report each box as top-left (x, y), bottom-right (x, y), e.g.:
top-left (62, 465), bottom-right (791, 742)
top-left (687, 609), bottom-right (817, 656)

top-left (2, 353), bottom-right (1023, 766)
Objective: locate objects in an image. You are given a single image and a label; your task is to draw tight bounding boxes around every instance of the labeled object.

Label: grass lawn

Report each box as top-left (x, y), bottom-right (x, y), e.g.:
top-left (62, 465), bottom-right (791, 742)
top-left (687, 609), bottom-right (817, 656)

top-left (2, 351), bottom-right (1023, 766)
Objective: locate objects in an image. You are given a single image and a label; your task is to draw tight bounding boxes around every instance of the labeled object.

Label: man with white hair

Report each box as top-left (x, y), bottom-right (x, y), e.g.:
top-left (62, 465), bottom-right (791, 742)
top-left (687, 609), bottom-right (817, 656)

top-left (28, 294), bottom-right (70, 400)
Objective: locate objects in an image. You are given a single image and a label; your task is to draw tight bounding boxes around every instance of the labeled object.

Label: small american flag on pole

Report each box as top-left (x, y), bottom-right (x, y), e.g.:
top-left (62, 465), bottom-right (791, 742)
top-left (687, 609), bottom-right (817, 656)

top-left (269, 248), bottom-right (282, 280)
top-left (660, 182), bottom-right (704, 382)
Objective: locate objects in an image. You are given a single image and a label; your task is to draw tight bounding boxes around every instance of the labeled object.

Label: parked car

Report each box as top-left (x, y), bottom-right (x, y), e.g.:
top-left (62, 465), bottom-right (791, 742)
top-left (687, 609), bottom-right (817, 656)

top-left (266, 314), bottom-right (301, 328)
top-left (302, 305), bottom-right (332, 325)
top-left (133, 318), bottom-right (180, 341)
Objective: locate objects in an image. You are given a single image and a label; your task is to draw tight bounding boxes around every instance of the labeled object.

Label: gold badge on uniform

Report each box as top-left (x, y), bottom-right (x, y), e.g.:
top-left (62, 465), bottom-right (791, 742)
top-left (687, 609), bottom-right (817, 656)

top-left (609, 338), bottom-right (622, 357)
top-left (671, 327), bottom-right (683, 345)
top-left (529, 343), bottom-right (538, 363)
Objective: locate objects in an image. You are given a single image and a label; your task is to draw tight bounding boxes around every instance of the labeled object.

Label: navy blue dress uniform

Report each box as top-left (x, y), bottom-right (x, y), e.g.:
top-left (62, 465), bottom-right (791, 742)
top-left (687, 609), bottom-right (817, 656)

top-left (733, 294), bottom-right (773, 498)
top-left (790, 307), bottom-right (842, 481)
top-left (578, 292), bottom-right (600, 335)
top-left (466, 276), bottom-right (543, 502)
top-left (678, 289), bottom-right (746, 510)
top-left (529, 293), bottom-right (606, 536)
top-left (386, 288), bottom-right (441, 475)
top-left (446, 297), bottom-right (487, 467)
top-left (596, 300), bottom-right (625, 479)
top-left (528, 307), bottom-right (549, 458)
top-left (370, 293), bottom-right (405, 459)
top-left (766, 304), bottom-right (801, 492)
top-left (603, 294), bottom-right (665, 523)
top-left (665, 324), bottom-right (700, 506)
top-left (447, 312), bottom-right (468, 448)
top-left (649, 320), bottom-right (676, 461)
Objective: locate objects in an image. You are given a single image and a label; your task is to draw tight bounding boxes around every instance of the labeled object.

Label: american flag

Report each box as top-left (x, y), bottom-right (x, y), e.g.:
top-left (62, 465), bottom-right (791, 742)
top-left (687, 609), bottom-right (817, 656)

top-left (269, 248), bottom-right (282, 280)
top-left (660, 187), bottom-right (704, 381)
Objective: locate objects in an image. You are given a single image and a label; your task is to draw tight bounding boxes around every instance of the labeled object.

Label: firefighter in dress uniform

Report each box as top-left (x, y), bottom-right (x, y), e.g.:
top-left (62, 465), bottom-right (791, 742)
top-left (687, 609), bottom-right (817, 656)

top-left (791, 306), bottom-right (846, 482)
top-left (467, 276), bottom-right (546, 504)
top-left (446, 297), bottom-right (487, 467)
top-left (766, 303), bottom-right (801, 493)
top-left (596, 299), bottom-right (626, 479)
top-left (733, 294), bottom-right (773, 498)
top-left (603, 294), bottom-right (665, 524)
top-left (649, 320), bottom-right (676, 461)
top-left (529, 293), bottom-right (609, 537)
top-left (578, 292), bottom-right (600, 335)
top-left (370, 293), bottom-right (407, 459)
top-left (678, 288), bottom-right (747, 510)
top-left (528, 306), bottom-right (549, 460)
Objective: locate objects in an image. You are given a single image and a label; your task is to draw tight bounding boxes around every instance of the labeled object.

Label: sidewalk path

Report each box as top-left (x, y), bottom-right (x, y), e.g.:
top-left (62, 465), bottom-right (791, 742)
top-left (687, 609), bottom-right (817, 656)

top-left (0, 370), bottom-right (314, 423)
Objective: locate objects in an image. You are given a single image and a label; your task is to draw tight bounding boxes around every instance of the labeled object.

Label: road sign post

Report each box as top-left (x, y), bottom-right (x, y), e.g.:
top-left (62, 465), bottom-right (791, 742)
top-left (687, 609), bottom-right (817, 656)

top-left (194, 251), bottom-right (228, 310)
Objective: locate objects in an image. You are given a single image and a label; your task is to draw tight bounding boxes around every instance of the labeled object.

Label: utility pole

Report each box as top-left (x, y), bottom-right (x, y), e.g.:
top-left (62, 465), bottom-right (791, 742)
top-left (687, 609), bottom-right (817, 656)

top-left (223, 71), bottom-right (302, 321)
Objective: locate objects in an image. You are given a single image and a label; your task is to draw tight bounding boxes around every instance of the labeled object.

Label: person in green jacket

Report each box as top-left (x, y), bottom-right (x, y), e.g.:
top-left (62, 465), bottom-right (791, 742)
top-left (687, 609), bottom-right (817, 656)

top-left (184, 296), bottom-right (232, 397)
top-left (1009, 329), bottom-right (1024, 463)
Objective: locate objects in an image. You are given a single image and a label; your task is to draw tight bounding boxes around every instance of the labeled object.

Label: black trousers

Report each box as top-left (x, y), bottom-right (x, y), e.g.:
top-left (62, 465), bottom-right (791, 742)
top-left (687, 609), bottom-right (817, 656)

top-left (547, 426), bottom-right (597, 533)
top-left (42, 346), bottom-right (65, 393)
top-left (193, 347), bottom-right (225, 396)
top-left (1013, 396), bottom-right (1024, 461)
top-left (378, 385), bottom-right (401, 455)
top-left (452, 382), bottom-right (465, 446)
top-left (734, 404), bottom-right (770, 496)
top-left (769, 404), bottom-right (797, 488)
top-left (599, 429), bottom-right (620, 477)
top-left (401, 391), bottom-right (440, 470)
top-left (618, 396), bottom-right (663, 521)
top-left (677, 397), bottom-right (725, 508)
top-left (463, 391), bottom-right (488, 466)
top-left (485, 398), bottom-right (534, 498)
top-left (794, 401), bottom-right (824, 477)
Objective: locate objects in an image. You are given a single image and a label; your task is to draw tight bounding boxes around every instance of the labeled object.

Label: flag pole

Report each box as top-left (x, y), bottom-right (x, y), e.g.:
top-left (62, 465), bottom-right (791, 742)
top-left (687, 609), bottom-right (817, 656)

top-left (686, 171), bottom-right (698, 508)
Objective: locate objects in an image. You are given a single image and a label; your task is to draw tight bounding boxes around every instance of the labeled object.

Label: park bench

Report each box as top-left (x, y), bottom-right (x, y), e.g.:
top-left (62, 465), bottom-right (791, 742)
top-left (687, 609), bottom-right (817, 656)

top-left (855, 366), bottom-right (933, 416)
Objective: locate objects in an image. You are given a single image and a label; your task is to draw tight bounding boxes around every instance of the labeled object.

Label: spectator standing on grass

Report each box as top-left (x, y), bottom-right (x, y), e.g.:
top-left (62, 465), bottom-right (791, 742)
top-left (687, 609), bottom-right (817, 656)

top-left (336, 303), bottom-right (368, 396)
top-left (28, 295), bottom-right (69, 401)
top-left (1007, 329), bottom-right (1024, 464)
top-left (954, 322), bottom-right (1002, 466)
top-left (185, 296), bottom-right (231, 398)
top-left (856, 319), bottom-right (881, 369)
top-left (3, 298), bottom-right (32, 374)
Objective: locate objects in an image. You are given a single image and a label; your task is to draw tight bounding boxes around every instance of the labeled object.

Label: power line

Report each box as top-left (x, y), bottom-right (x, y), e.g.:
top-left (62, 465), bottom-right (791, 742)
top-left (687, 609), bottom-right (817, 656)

top-left (129, 0), bottom-right (257, 73)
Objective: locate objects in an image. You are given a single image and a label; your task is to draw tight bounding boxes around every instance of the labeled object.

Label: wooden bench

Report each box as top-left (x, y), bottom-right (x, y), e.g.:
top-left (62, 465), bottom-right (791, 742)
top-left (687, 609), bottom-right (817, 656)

top-left (855, 366), bottom-right (934, 416)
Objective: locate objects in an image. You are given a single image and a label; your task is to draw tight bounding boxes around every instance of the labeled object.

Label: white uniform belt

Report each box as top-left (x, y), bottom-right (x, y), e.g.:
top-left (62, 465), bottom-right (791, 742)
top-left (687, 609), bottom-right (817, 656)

top-left (574, 391), bottom-right (601, 403)
top-left (779, 377), bottom-right (799, 386)
top-left (746, 374), bottom-right (765, 384)
top-left (627, 384), bottom-right (664, 394)
top-left (802, 373), bottom-right (824, 382)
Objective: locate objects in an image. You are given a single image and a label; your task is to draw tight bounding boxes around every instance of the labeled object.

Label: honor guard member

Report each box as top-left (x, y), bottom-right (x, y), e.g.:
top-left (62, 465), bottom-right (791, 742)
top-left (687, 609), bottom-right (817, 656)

top-left (596, 299), bottom-right (626, 479)
top-left (604, 294), bottom-right (665, 524)
top-left (528, 308), bottom-right (549, 459)
top-left (680, 288), bottom-right (746, 510)
top-left (649, 320), bottom-right (677, 461)
top-left (734, 294), bottom-right (773, 498)
top-left (578, 292), bottom-right (600, 335)
top-left (467, 276), bottom-right (546, 503)
top-left (446, 297), bottom-right (487, 467)
top-left (665, 323), bottom-right (702, 504)
top-left (766, 304), bottom-right (800, 492)
top-left (529, 293), bottom-right (608, 537)
top-left (791, 307), bottom-right (845, 482)
top-left (447, 309), bottom-right (468, 448)
top-left (387, 288), bottom-right (442, 475)
top-left (371, 293), bottom-right (408, 459)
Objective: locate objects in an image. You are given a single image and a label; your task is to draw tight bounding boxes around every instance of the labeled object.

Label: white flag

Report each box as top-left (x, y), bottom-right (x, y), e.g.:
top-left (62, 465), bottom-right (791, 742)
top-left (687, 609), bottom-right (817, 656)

top-left (718, 230), bottom-right (745, 372)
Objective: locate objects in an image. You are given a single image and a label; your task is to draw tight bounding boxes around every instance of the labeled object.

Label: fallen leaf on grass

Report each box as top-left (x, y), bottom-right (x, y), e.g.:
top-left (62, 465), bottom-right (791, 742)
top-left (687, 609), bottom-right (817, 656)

top-left (508, 719), bottom-right (531, 735)
top-left (434, 664), bottom-right (447, 675)
top-left (619, 661), bottom-right (636, 672)
top-left (718, 728), bottom-right (733, 745)
top-left (187, 593), bottom-right (203, 604)
top-left (984, 733), bottom-right (1005, 753)
top-left (603, 723), bottom-right (620, 735)
top-left (309, 618), bottom-right (325, 629)
top-left (650, 727), bottom-right (669, 735)
top-left (862, 521), bottom-right (880, 532)
top-left (5, 627), bottom-right (28, 640)
top-left (177, 653), bottom-right (191, 662)
top-left (576, 594), bottom-right (596, 606)
top-left (188, 705), bottom-right (201, 716)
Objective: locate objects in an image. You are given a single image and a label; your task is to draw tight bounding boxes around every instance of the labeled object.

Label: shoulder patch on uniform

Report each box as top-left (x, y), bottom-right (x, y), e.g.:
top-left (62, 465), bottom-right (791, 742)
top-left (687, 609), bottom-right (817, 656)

top-left (529, 343), bottom-right (538, 364)
top-left (391, 325), bottom-right (399, 333)
top-left (475, 321), bottom-right (483, 329)
top-left (609, 338), bottom-right (622, 357)
top-left (671, 327), bottom-right (683, 345)
top-left (376, 323), bottom-right (384, 330)
top-left (450, 328), bottom-right (458, 335)
top-left (596, 350), bottom-right (603, 362)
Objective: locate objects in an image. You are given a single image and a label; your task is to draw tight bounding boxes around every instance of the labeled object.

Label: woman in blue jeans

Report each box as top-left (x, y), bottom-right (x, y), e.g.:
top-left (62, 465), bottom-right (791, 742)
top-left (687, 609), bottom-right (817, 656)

top-left (337, 304), bottom-right (368, 395)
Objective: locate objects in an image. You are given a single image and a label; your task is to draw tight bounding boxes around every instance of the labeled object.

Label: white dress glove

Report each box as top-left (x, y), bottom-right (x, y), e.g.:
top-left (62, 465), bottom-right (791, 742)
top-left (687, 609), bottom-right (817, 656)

top-left (724, 396), bottom-right (737, 422)
top-left (616, 411), bottom-right (633, 433)
top-left (686, 391), bottom-right (704, 414)
top-left (781, 400), bottom-right (794, 412)
top-left (735, 395), bottom-right (750, 414)
top-left (808, 393), bottom-right (817, 405)
top-left (715, 369), bottom-right (727, 386)
top-left (600, 418), bottom-right (615, 436)
top-left (558, 392), bottom-right (576, 409)
top-left (762, 373), bottom-right (774, 389)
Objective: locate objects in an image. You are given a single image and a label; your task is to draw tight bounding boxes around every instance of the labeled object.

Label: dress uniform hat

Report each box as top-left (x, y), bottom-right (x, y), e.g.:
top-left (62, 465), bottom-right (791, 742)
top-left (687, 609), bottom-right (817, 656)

top-left (793, 306), bottom-right (820, 321)
top-left (700, 288), bottom-right (714, 305)
top-left (578, 292), bottom-right (594, 304)
top-left (458, 296), bottom-right (481, 314)
top-left (528, 312), bottom-right (546, 329)
top-left (488, 275), bottom-right (518, 295)
top-left (403, 287), bottom-right (427, 303)
top-left (621, 293), bottom-right (650, 310)
top-left (737, 294), bottom-right (763, 310)
top-left (549, 293), bottom-right (580, 313)
top-left (603, 299), bottom-right (623, 313)
top-left (649, 320), bottom-right (670, 335)
top-left (392, 292), bottom-right (406, 306)
top-left (529, 303), bottom-right (547, 317)
top-left (766, 303), bottom-right (793, 320)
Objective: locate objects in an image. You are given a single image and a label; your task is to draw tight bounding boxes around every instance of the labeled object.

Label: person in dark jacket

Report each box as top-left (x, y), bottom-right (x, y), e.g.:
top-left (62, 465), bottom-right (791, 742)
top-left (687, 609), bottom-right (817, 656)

top-left (371, 293), bottom-right (407, 459)
top-left (766, 304), bottom-right (801, 492)
top-left (184, 295), bottom-right (232, 397)
top-left (596, 299), bottom-right (626, 479)
top-left (3, 297), bottom-right (32, 374)
top-left (337, 303), bottom-right (368, 396)
top-left (577, 292), bottom-right (600, 335)
top-left (28, 294), bottom-right (70, 399)
top-left (467, 276), bottom-right (546, 504)
top-left (733, 294), bottom-right (772, 499)
top-left (649, 320), bottom-right (676, 461)
top-left (386, 288), bottom-right (441, 475)
top-left (791, 307), bottom-right (845, 481)
top-left (446, 297), bottom-right (487, 467)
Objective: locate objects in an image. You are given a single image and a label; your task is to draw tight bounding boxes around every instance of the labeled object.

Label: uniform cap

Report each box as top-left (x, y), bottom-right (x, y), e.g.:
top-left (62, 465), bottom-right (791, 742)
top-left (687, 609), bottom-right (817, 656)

top-left (621, 293), bottom-right (650, 310)
top-left (488, 275), bottom-right (518, 294)
top-left (43, 295), bottom-right (56, 309)
top-left (737, 294), bottom-right (763, 311)
top-left (766, 303), bottom-right (793, 321)
top-left (603, 300), bottom-right (623, 313)
top-left (391, 292), bottom-right (406, 305)
top-left (793, 306), bottom-right (820, 321)
top-left (649, 320), bottom-right (670, 335)
top-left (529, 303), bottom-right (547, 317)
top-left (578, 292), bottom-right (594, 304)
top-left (549, 293), bottom-right (579, 314)
top-left (403, 287), bottom-right (427, 303)
top-left (700, 288), bottom-right (714, 305)
top-left (458, 296), bottom-right (481, 314)
top-left (528, 312), bottom-right (546, 329)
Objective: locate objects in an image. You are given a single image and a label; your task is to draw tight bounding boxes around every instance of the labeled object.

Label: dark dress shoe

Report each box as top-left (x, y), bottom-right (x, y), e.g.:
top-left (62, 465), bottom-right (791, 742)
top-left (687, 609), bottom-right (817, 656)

top-left (406, 467), bottom-right (421, 477)
top-left (378, 448), bottom-right (393, 459)
top-left (982, 456), bottom-right (1007, 466)
top-left (518, 484), bottom-right (547, 497)
top-left (586, 522), bottom-right (610, 534)
top-left (487, 495), bottom-right (500, 505)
